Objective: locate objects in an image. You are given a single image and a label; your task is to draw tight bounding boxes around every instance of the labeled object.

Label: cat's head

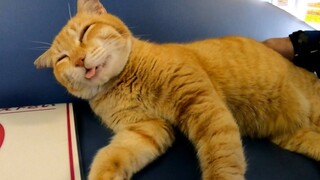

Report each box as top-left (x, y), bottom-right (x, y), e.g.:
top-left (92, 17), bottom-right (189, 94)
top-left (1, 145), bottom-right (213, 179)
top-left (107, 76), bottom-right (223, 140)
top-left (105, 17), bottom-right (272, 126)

top-left (34, 0), bottom-right (132, 99)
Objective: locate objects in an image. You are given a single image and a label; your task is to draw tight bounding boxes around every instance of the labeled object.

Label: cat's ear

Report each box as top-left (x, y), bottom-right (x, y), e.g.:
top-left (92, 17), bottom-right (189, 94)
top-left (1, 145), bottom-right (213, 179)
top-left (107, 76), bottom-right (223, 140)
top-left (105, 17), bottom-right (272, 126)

top-left (34, 50), bottom-right (53, 68)
top-left (77, 0), bottom-right (107, 15)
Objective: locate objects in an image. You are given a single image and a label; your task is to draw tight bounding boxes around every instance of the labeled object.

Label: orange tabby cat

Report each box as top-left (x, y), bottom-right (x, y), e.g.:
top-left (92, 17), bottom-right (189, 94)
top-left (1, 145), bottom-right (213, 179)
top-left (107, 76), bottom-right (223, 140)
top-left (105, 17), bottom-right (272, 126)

top-left (34, 0), bottom-right (320, 179)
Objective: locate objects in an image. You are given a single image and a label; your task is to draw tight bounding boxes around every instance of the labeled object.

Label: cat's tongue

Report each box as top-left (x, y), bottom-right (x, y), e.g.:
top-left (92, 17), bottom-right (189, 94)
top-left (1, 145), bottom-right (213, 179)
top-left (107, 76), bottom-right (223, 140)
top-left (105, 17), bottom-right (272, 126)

top-left (85, 67), bottom-right (96, 79)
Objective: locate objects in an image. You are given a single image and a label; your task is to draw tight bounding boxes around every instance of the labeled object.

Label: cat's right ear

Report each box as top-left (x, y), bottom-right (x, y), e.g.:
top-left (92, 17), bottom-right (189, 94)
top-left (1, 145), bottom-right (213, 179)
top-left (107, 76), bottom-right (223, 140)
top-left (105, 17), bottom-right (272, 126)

top-left (34, 50), bottom-right (53, 68)
top-left (77, 0), bottom-right (107, 15)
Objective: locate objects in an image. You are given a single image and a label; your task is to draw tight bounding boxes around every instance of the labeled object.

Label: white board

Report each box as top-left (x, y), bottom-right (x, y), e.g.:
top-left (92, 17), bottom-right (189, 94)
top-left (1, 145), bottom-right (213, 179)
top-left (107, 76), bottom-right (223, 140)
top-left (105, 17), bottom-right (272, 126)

top-left (0, 103), bottom-right (82, 180)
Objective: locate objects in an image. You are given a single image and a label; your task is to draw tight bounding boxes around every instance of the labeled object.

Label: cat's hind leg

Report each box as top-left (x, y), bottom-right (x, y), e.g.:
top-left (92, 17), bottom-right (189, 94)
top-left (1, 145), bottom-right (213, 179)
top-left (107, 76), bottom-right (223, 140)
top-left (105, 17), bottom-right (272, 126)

top-left (271, 128), bottom-right (320, 161)
top-left (270, 78), bottom-right (320, 161)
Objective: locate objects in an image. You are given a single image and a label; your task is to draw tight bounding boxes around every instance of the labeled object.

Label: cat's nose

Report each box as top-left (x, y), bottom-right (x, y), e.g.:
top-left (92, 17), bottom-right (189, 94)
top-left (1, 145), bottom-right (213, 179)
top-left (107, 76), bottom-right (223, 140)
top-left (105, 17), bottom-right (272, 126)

top-left (75, 56), bottom-right (85, 67)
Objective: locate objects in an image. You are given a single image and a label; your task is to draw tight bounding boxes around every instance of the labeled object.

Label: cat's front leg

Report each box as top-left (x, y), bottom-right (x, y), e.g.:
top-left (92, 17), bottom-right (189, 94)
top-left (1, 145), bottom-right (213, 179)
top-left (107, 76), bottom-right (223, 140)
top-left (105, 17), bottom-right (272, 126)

top-left (177, 94), bottom-right (246, 180)
top-left (88, 119), bottom-right (174, 180)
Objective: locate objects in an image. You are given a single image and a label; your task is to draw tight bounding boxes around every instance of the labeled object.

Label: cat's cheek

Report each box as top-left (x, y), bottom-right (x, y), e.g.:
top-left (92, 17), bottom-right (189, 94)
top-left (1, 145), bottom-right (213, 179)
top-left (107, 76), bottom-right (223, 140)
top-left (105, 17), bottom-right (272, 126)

top-left (53, 68), bottom-right (74, 92)
top-left (53, 70), bottom-right (65, 85)
top-left (98, 68), bottom-right (113, 84)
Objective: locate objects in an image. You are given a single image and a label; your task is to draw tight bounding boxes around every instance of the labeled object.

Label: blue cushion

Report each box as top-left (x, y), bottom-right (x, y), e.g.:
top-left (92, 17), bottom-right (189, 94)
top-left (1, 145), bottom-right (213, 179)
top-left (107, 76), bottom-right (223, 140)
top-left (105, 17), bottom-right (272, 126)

top-left (75, 102), bottom-right (320, 179)
top-left (0, 0), bottom-right (312, 107)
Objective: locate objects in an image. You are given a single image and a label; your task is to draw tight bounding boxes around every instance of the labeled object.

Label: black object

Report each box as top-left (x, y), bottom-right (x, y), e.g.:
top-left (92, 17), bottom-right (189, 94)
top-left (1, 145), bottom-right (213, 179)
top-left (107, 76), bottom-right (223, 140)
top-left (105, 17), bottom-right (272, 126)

top-left (290, 30), bottom-right (320, 76)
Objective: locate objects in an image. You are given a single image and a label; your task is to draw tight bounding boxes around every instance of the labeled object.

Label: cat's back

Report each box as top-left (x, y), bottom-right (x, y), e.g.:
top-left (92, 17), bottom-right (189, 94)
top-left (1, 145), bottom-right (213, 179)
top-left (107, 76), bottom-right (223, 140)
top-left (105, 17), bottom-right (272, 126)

top-left (132, 36), bottom-right (297, 99)
top-left (184, 36), bottom-right (318, 137)
top-left (188, 36), bottom-right (289, 75)
top-left (185, 36), bottom-right (290, 90)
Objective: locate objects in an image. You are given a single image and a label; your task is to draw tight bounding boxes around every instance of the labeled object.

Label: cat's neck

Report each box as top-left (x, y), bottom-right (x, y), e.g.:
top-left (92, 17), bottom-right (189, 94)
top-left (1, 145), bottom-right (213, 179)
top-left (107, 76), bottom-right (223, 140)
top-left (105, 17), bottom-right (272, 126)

top-left (123, 37), bottom-right (158, 72)
top-left (130, 38), bottom-right (156, 60)
top-left (90, 38), bottom-right (156, 100)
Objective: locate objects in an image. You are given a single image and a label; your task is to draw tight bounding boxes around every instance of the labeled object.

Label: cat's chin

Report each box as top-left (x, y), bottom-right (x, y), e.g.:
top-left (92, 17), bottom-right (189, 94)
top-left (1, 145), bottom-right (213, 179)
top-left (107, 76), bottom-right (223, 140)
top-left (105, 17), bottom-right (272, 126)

top-left (69, 85), bottom-right (105, 100)
top-left (87, 68), bottom-right (121, 87)
top-left (69, 66), bottom-right (119, 99)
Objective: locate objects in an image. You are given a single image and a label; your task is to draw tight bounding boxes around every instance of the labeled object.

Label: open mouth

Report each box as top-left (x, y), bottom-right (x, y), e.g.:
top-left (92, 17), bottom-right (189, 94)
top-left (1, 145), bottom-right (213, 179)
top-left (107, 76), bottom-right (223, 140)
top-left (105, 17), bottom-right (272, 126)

top-left (85, 62), bottom-right (106, 79)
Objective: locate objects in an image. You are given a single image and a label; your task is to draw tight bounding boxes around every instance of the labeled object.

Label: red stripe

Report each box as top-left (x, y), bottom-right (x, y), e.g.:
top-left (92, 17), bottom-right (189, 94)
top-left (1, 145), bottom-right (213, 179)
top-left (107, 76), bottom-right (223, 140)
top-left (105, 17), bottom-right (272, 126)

top-left (66, 103), bottom-right (75, 180)
top-left (0, 123), bottom-right (5, 149)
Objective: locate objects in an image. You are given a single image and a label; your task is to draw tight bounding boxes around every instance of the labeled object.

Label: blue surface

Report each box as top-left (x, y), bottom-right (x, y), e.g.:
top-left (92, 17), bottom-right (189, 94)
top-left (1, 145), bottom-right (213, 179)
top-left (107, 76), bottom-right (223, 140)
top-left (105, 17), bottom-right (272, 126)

top-left (1, 0), bottom-right (319, 179)
top-left (74, 102), bottom-right (320, 179)
top-left (0, 0), bottom-right (312, 108)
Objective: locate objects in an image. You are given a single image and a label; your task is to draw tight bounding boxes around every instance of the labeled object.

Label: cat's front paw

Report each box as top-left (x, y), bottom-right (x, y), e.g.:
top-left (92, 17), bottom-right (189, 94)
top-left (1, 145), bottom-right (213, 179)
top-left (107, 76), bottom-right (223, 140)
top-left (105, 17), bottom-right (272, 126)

top-left (88, 169), bottom-right (126, 180)
top-left (89, 160), bottom-right (128, 180)
top-left (88, 147), bottom-right (130, 180)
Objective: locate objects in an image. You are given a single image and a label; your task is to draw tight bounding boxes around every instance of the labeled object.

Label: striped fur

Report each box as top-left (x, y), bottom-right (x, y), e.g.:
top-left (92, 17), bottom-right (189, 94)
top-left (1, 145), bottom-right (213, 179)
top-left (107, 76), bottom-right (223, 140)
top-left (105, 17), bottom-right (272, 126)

top-left (34, 1), bottom-right (320, 179)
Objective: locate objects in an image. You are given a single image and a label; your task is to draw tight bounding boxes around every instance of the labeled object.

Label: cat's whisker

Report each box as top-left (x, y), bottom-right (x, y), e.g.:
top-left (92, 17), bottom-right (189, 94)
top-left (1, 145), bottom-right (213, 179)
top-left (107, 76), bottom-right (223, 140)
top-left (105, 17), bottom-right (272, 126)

top-left (103, 43), bottom-right (124, 53)
top-left (30, 46), bottom-right (50, 49)
top-left (29, 40), bottom-right (52, 46)
top-left (106, 40), bottom-right (122, 47)
top-left (68, 2), bottom-right (72, 19)
top-left (134, 34), bottom-right (151, 38)
top-left (91, 47), bottom-right (106, 61)
top-left (28, 47), bottom-right (49, 51)
top-left (127, 26), bottom-right (138, 29)
top-left (92, 46), bottom-right (103, 55)
top-left (105, 37), bottom-right (125, 46)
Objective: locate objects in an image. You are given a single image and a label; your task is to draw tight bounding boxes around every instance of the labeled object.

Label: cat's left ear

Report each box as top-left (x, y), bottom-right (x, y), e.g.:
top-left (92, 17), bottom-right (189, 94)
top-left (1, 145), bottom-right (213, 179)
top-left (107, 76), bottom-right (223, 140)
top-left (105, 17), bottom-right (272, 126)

top-left (77, 0), bottom-right (107, 15)
top-left (34, 50), bottom-right (53, 68)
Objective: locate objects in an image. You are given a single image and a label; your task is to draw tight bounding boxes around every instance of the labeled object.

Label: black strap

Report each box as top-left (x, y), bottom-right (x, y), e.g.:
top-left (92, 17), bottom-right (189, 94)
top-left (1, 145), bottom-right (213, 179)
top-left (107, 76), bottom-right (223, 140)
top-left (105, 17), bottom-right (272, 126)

top-left (289, 30), bottom-right (320, 75)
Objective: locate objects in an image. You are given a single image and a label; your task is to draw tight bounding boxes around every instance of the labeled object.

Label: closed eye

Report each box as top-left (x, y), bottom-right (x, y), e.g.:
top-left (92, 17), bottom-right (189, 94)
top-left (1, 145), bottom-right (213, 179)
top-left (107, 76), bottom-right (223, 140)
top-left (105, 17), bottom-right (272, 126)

top-left (57, 55), bottom-right (68, 63)
top-left (80, 24), bottom-right (94, 43)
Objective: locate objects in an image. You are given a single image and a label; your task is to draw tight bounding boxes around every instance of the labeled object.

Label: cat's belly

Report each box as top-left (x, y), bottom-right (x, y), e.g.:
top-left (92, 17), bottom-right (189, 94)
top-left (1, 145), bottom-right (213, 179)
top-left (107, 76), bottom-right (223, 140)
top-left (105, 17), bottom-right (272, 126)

top-left (226, 97), bottom-right (287, 138)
